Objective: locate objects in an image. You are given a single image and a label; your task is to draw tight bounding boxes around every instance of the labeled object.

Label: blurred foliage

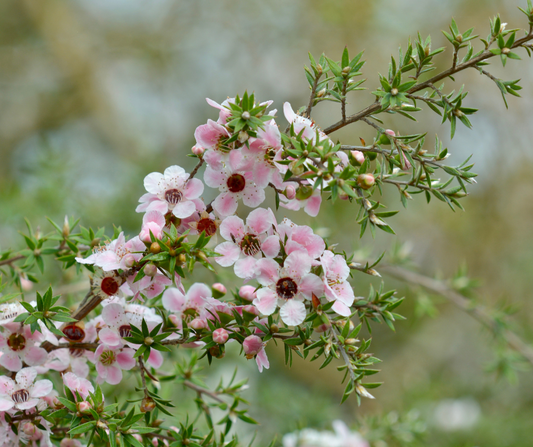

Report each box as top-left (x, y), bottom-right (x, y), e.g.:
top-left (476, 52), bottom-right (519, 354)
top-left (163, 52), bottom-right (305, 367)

top-left (1, 0), bottom-right (533, 446)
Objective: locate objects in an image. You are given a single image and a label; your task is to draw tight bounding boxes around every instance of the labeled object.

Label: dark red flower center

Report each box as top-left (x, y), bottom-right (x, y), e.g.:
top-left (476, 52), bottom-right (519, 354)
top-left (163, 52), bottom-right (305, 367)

top-left (101, 277), bottom-right (119, 296)
top-left (197, 218), bottom-right (218, 236)
top-left (240, 234), bottom-right (261, 256)
top-left (276, 277), bottom-right (298, 300)
top-left (119, 325), bottom-right (132, 338)
top-left (69, 348), bottom-right (85, 358)
top-left (7, 333), bottom-right (26, 352)
top-left (165, 189), bottom-right (183, 204)
top-left (12, 389), bottom-right (30, 404)
top-left (63, 324), bottom-right (85, 342)
top-left (227, 174), bottom-right (246, 193)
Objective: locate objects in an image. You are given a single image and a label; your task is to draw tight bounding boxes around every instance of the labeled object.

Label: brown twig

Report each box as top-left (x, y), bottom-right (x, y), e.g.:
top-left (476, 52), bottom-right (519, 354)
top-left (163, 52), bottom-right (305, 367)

top-left (188, 158), bottom-right (204, 180)
top-left (183, 380), bottom-right (224, 403)
top-left (0, 255), bottom-right (25, 267)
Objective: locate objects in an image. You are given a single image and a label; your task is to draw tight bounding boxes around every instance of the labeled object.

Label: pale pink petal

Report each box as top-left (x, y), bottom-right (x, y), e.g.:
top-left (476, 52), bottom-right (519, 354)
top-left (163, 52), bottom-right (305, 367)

top-left (214, 242), bottom-right (241, 267)
top-left (298, 273), bottom-right (324, 299)
top-left (142, 210), bottom-right (166, 227)
top-left (164, 165), bottom-right (186, 179)
top-left (284, 251), bottom-right (312, 279)
top-left (147, 349), bottom-right (164, 369)
top-left (253, 289), bottom-right (278, 315)
top-left (102, 303), bottom-right (125, 327)
top-left (144, 172), bottom-right (165, 194)
top-left (280, 300), bottom-right (307, 326)
top-left (332, 300), bottom-right (352, 317)
top-left (252, 162), bottom-right (272, 189)
top-left (245, 208), bottom-right (272, 235)
top-left (186, 283), bottom-right (212, 307)
top-left (0, 377), bottom-right (16, 395)
top-left (16, 367), bottom-right (37, 388)
top-left (330, 282), bottom-right (355, 306)
top-left (16, 398), bottom-right (39, 410)
top-left (261, 235), bottom-right (280, 258)
top-left (283, 102), bottom-right (297, 123)
top-left (99, 328), bottom-right (122, 348)
top-left (213, 193), bottom-right (238, 217)
top-left (204, 167), bottom-right (227, 189)
top-left (256, 349), bottom-right (270, 373)
top-left (116, 349), bottom-right (136, 370)
top-left (105, 366), bottom-right (123, 385)
top-left (162, 288), bottom-right (187, 313)
top-left (203, 150), bottom-right (225, 170)
top-left (145, 200), bottom-right (169, 214)
top-left (30, 379), bottom-right (53, 398)
top-left (255, 258), bottom-right (279, 286)
top-left (304, 193), bottom-right (322, 217)
top-left (0, 351), bottom-right (22, 371)
top-left (219, 216), bottom-right (245, 242)
top-left (242, 184), bottom-right (266, 208)
top-left (234, 256), bottom-right (258, 279)
top-left (184, 178), bottom-right (204, 200)
top-left (173, 201), bottom-right (196, 219)
top-left (0, 397), bottom-right (14, 411)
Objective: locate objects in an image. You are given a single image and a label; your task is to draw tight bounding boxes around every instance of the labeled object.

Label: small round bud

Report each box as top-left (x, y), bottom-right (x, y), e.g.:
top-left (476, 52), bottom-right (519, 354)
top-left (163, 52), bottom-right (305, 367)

top-left (192, 145), bottom-right (205, 156)
top-left (189, 318), bottom-right (207, 330)
top-left (337, 179), bottom-right (345, 187)
top-left (90, 237), bottom-right (101, 248)
top-left (239, 285), bottom-right (257, 301)
top-left (385, 129), bottom-right (396, 137)
top-left (140, 397), bottom-right (157, 413)
top-left (23, 422), bottom-right (42, 441)
top-left (270, 324), bottom-right (279, 333)
top-left (456, 34), bottom-right (463, 43)
top-left (196, 251), bottom-right (208, 262)
top-left (243, 305), bottom-right (259, 316)
top-left (342, 66), bottom-right (351, 76)
top-left (243, 335), bottom-right (263, 358)
top-left (169, 248), bottom-right (176, 257)
top-left (357, 173), bottom-right (375, 190)
top-left (77, 401), bottom-right (92, 414)
top-left (178, 253), bottom-right (187, 264)
top-left (284, 185), bottom-right (296, 200)
top-left (295, 185), bottom-right (314, 201)
top-left (144, 337), bottom-right (154, 346)
top-left (390, 88), bottom-right (399, 96)
top-left (143, 263), bottom-right (157, 277)
top-left (424, 45), bottom-right (430, 57)
top-left (169, 314), bottom-right (180, 327)
top-left (502, 47), bottom-right (510, 55)
top-left (453, 109), bottom-right (464, 117)
top-left (241, 111), bottom-right (251, 120)
top-left (212, 283), bottom-right (227, 298)
top-left (62, 215), bottom-right (70, 238)
top-left (238, 130), bottom-right (249, 143)
top-left (351, 150), bottom-right (365, 165)
top-left (316, 88), bottom-right (326, 98)
top-left (213, 328), bottom-right (229, 344)
top-left (302, 150), bottom-right (309, 157)
top-left (323, 173), bottom-right (332, 181)
top-left (316, 170), bottom-right (324, 177)
top-left (124, 254), bottom-right (136, 268)
top-left (150, 242), bottom-right (161, 254)
top-left (316, 64), bottom-right (323, 74)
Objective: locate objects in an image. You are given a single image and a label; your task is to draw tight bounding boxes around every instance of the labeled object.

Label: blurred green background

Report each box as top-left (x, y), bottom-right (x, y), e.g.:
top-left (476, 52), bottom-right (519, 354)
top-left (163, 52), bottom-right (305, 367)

top-left (1, 0), bottom-right (533, 445)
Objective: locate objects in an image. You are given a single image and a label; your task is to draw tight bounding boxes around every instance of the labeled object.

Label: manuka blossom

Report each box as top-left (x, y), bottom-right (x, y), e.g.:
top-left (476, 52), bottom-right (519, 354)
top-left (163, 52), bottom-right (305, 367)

top-left (283, 102), bottom-right (331, 145)
top-left (215, 208), bottom-right (280, 279)
top-left (243, 335), bottom-right (269, 373)
top-left (162, 283), bottom-right (214, 330)
top-left (320, 250), bottom-right (355, 316)
top-left (0, 367), bottom-right (52, 411)
top-left (76, 232), bottom-right (145, 271)
top-left (136, 165), bottom-right (204, 219)
top-left (45, 348), bottom-right (91, 378)
top-left (139, 210), bottom-right (166, 243)
top-left (276, 218), bottom-right (325, 260)
top-left (125, 270), bottom-right (173, 302)
top-left (0, 325), bottom-right (48, 372)
top-left (93, 344), bottom-right (136, 385)
top-left (253, 251), bottom-right (323, 326)
top-left (62, 372), bottom-right (94, 400)
top-left (279, 185), bottom-right (323, 217)
top-left (204, 150), bottom-right (266, 216)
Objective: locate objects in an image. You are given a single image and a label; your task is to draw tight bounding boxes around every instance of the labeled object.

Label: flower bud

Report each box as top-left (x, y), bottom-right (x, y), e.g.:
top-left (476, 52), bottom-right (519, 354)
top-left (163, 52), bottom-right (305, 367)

top-left (316, 64), bottom-right (323, 74)
top-left (178, 253), bottom-right (187, 264)
top-left (23, 422), bottom-right (42, 440)
top-left (192, 145), bottom-right (205, 156)
top-left (209, 345), bottom-right (224, 358)
top-left (295, 185), bottom-right (314, 201)
top-left (345, 338), bottom-right (359, 345)
top-left (124, 254), bottom-right (136, 268)
top-left (213, 328), bottom-right (229, 344)
top-left (385, 129), bottom-right (396, 137)
top-left (239, 285), bottom-right (257, 301)
top-left (140, 396), bottom-right (157, 413)
top-left (350, 150), bottom-right (365, 165)
top-left (456, 34), bottom-right (463, 43)
top-left (284, 184), bottom-right (297, 200)
top-left (270, 324), bottom-right (279, 333)
top-left (150, 242), bottom-right (161, 254)
top-left (342, 66), bottom-right (351, 76)
top-left (357, 173), bottom-right (375, 190)
top-left (243, 335), bottom-right (263, 358)
top-left (243, 305), bottom-right (259, 316)
top-left (77, 400), bottom-right (92, 414)
top-left (143, 263), bottom-right (158, 277)
top-left (212, 283), bottom-right (227, 298)
top-left (316, 88), bottom-right (326, 98)
top-left (189, 318), bottom-right (207, 330)
top-left (502, 47), bottom-right (510, 55)
top-left (238, 130), bottom-right (249, 143)
top-left (62, 215), bottom-right (70, 238)
top-left (313, 322), bottom-right (331, 333)
top-left (61, 439), bottom-right (83, 447)
top-left (390, 88), bottom-right (398, 96)
top-left (169, 314), bottom-right (180, 327)
top-left (241, 111), bottom-right (251, 120)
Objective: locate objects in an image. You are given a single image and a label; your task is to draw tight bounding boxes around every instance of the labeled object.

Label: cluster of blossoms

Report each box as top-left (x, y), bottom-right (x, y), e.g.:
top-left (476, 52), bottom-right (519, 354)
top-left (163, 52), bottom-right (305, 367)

top-left (0, 95), bottom-right (363, 444)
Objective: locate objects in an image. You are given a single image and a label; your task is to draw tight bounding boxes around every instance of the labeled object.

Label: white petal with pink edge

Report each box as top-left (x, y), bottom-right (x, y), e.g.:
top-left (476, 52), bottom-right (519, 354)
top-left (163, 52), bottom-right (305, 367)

top-left (253, 289), bottom-right (278, 315)
top-left (214, 242), bottom-right (241, 267)
top-left (280, 300), bottom-right (307, 326)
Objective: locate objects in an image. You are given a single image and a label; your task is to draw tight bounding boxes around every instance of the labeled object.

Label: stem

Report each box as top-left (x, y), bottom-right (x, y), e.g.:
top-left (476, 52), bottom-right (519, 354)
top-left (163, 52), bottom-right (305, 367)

top-left (305, 74), bottom-right (320, 118)
top-left (323, 31), bottom-right (533, 135)
top-left (183, 380), bottom-right (225, 403)
top-left (0, 255), bottom-right (25, 267)
top-left (330, 325), bottom-right (357, 382)
top-left (382, 265), bottom-right (533, 366)
top-left (188, 157), bottom-right (204, 180)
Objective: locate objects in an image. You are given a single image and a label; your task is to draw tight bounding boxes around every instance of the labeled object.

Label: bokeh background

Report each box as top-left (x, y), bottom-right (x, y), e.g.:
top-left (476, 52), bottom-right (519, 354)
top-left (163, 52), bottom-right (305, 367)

top-left (1, 0), bottom-right (533, 445)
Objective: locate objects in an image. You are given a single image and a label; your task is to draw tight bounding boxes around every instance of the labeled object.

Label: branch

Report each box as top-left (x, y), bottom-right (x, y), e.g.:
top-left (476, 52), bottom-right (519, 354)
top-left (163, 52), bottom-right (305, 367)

top-left (382, 265), bottom-right (533, 366)
top-left (188, 157), bottom-right (204, 180)
top-left (323, 30), bottom-right (533, 134)
top-left (183, 380), bottom-right (225, 403)
top-left (305, 74), bottom-right (320, 118)
top-left (0, 255), bottom-right (25, 267)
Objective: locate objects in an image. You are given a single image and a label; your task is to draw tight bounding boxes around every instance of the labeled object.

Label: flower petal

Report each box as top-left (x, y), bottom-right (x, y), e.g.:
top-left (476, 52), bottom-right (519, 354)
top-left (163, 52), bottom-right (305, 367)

top-left (280, 300), bottom-right (307, 326)
top-left (253, 288), bottom-right (278, 315)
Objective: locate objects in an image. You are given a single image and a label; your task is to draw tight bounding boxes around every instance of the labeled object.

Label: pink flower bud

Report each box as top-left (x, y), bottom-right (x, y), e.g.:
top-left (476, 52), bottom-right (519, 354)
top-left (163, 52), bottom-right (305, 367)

top-left (284, 185), bottom-right (296, 200)
top-left (143, 263), bottom-right (158, 277)
top-left (153, 437), bottom-right (169, 447)
top-left (20, 276), bottom-right (33, 292)
top-left (243, 305), bottom-right (260, 316)
top-left (132, 434), bottom-right (143, 442)
top-left (61, 440), bottom-right (83, 447)
top-left (140, 222), bottom-right (163, 243)
top-left (213, 328), bottom-right (229, 344)
top-left (350, 150), bottom-right (365, 165)
top-left (77, 401), bottom-right (92, 414)
top-left (357, 173), bottom-right (375, 190)
top-left (192, 145), bottom-right (205, 156)
top-left (23, 422), bottom-right (42, 440)
top-left (243, 335), bottom-right (263, 358)
top-left (385, 129), bottom-right (396, 137)
top-left (239, 285), bottom-right (257, 302)
top-left (169, 314), bottom-right (180, 327)
top-left (189, 318), bottom-right (206, 330)
top-left (314, 322), bottom-right (331, 333)
top-left (212, 282), bottom-right (227, 298)
top-left (124, 254), bottom-right (136, 268)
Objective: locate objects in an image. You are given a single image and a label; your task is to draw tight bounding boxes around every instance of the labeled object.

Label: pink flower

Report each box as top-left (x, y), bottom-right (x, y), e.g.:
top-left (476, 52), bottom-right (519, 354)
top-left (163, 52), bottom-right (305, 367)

top-left (243, 335), bottom-right (269, 373)
top-left (204, 150), bottom-right (266, 216)
top-left (45, 348), bottom-right (91, 378)
top-left (125, 271), bottom-right (173, 302)
top-left (76, 232), bottom-right (145, 271)
top-left (0, 325), bottom-right (47, 371)
top-left (195, 120), bottom-right (231, 163)
top-left (283, 102), bottom-right (331, 145)
top-left (279, 186), bottom-right (323, 217)
top-left (212, 328), bottom-right (229, 344)
top-left (276, 218), bottom-right (325, 260)
top-left (0, 367), bottom-right (53, 411)
top-left (239, 285), bottom-right (257, 301)
top-left (62, 372), bottom-right (94, 400)
top-left (136, 165), bottom-right (204, 219)
top-left (253, 251), bottom-right (323, 326)
top-left (215, 208), bottom-right (279, 279)
top-left (320, 251), bottom-right (355, 317)
top-left (139, 210), bottom-right (166, 243)
top-left (162, 284), bottom-right (213, 330)
top-left (93, 345), bottom-right (136, 385)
